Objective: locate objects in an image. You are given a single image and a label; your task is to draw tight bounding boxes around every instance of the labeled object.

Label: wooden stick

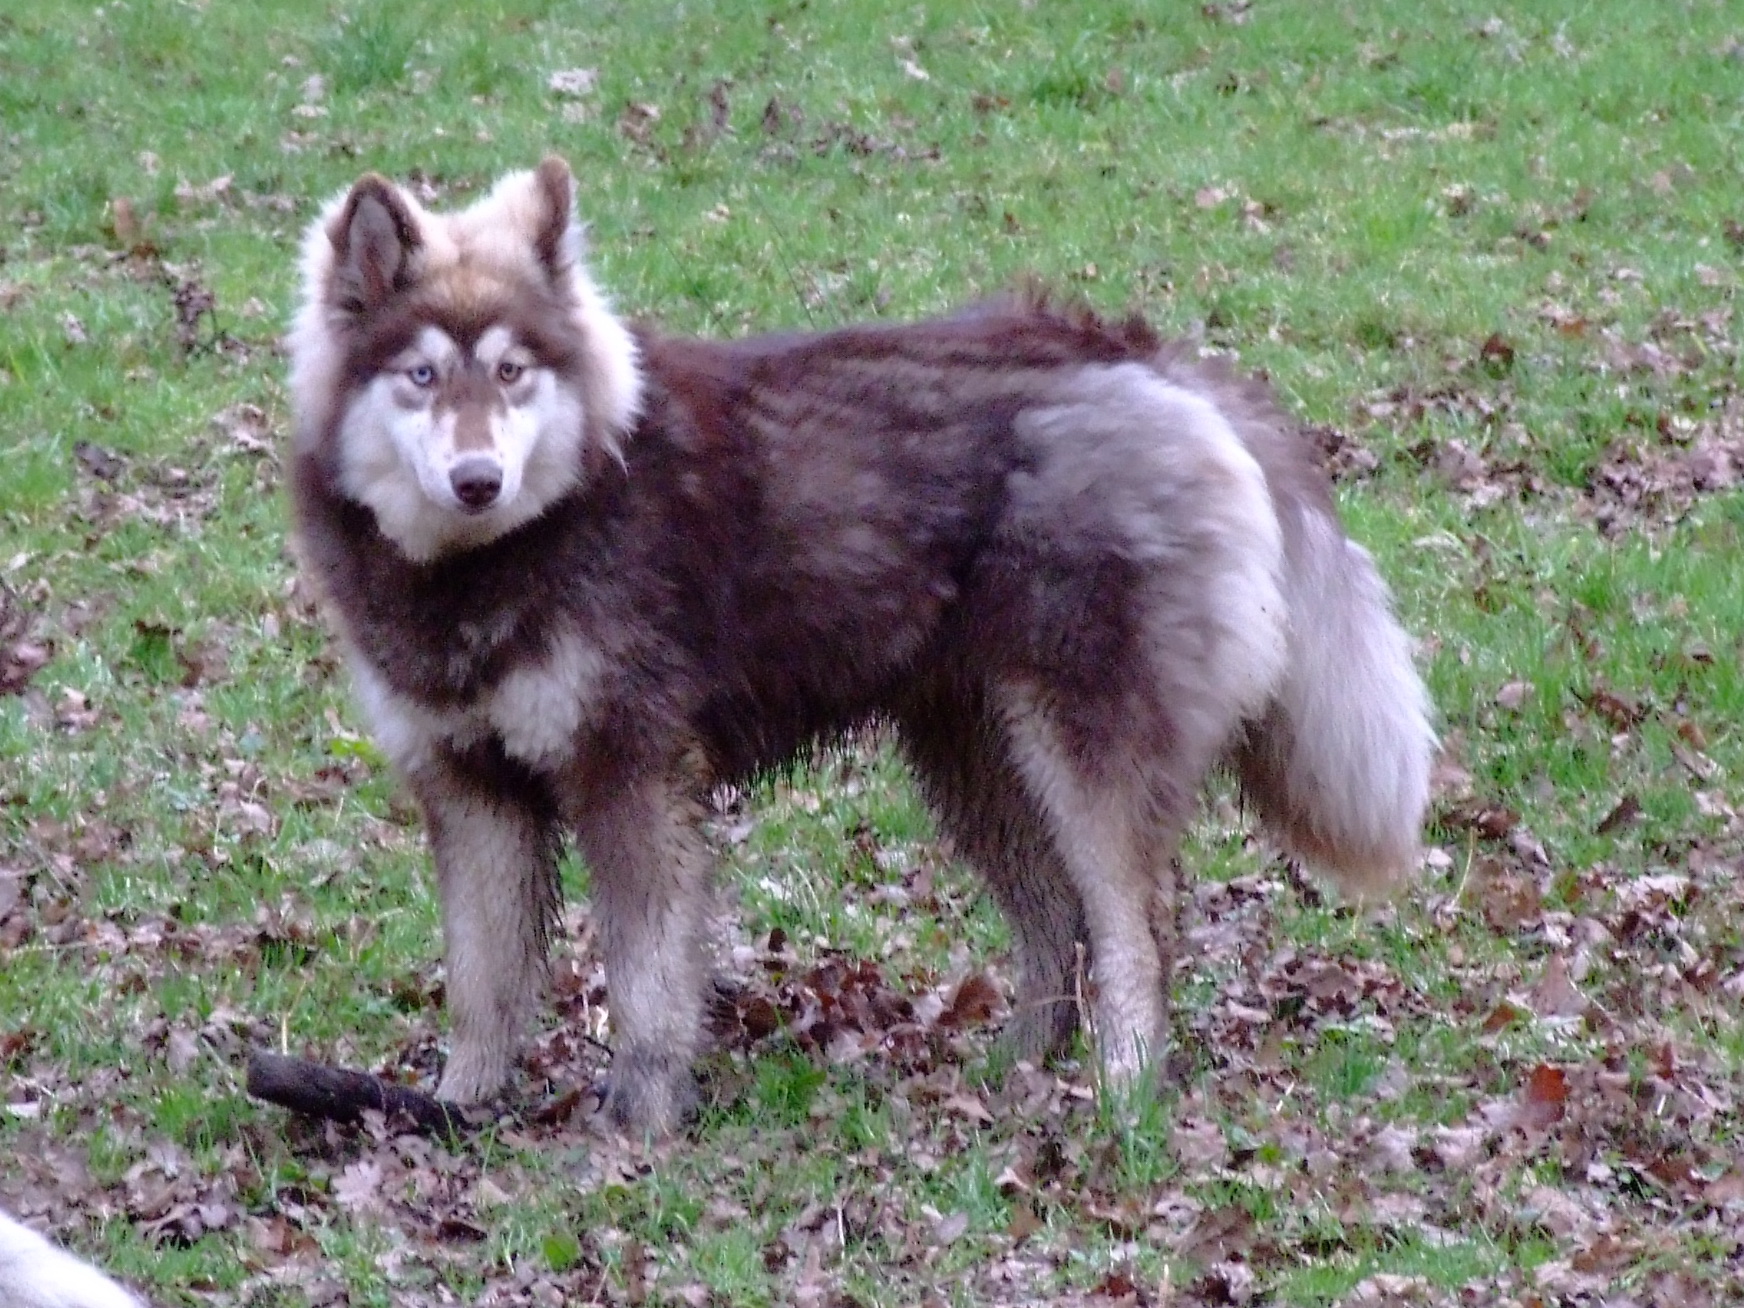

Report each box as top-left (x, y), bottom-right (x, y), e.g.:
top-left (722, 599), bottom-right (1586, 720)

top-left (245, 1049), bottom-right (474, 1139)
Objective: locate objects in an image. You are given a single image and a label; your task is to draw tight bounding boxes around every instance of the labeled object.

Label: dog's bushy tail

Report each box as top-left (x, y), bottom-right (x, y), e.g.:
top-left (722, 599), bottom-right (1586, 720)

top-left (1158, 345), bottom-right (1434, 900)
top-left (1234, 500), bottom-right (1435, 899)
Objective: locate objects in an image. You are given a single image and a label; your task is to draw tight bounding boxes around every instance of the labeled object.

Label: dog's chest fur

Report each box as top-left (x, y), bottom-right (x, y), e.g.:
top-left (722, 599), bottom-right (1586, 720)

top-left (299, 469), bottom-right (636, 778)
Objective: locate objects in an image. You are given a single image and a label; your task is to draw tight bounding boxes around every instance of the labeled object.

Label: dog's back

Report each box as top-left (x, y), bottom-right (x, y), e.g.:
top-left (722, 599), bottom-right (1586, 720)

top-left (626, 304), bottom-right (1185, 778)
top-left (630, 306), bottom-right (1431, 895)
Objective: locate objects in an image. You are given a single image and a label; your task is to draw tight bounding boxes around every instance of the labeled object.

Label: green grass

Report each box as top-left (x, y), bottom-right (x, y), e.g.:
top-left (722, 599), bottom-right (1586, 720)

top-left (3, 0), bottom-right (1744, 1303)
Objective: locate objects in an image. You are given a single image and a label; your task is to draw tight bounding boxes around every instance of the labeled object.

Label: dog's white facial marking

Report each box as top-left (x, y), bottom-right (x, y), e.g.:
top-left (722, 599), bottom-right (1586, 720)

top-left (487, 627), bottom-right (606, 768)
top-left (295, 164), bottom-right (643, 562)
top-left (336, 325), bottom-right (587, 562)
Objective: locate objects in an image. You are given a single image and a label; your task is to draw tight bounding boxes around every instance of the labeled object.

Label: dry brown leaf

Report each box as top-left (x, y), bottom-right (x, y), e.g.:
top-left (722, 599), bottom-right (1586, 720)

top-left (1527, 954), bottom-right (1588, 1019)
top-left (1515, 1063), bottom-right (1568, 1131)
top-left (1494, 679), bottom-right (1533, 710)
top-left (1594, 793), bottom-right (1642, 835)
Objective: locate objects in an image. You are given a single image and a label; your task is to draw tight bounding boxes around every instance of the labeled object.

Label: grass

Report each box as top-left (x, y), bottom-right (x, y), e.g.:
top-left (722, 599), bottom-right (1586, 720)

top-left (3, 0), bottom-right (1744, 1303)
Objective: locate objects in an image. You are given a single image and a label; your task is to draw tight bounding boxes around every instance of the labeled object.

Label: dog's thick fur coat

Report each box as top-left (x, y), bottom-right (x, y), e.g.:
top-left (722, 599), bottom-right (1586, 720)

top-left (288, 159), bottom-right (1434, 1133)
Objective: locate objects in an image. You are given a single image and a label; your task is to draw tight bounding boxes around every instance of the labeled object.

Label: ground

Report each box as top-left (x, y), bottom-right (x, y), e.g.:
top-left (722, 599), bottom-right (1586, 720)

top-left (2, 1), bottom-right (1742, 1304)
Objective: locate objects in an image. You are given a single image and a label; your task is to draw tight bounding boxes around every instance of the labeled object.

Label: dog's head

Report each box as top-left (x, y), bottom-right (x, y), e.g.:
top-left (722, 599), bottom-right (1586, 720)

top-left (289, 157), bottom-right (643, 561)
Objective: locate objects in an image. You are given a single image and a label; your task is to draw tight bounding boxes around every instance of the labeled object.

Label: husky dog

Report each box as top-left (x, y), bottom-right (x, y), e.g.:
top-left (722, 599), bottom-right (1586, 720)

top-left (287, 158), bottom-right (1434, 1135)
top-left (0, 1211), bottom-right (144, 1308)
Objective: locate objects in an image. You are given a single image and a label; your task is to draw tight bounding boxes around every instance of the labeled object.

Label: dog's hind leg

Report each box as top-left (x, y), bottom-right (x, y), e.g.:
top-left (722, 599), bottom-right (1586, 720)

top-left (415, 748), bottom-right (562, 1105)
top-left (995, 683), bottom-right (1196, 1088)
top-left (982, 363), bottom-right (1295, 1085)
top-left (570, 765), bottom-right (713, 1136)
top-left (897, 683), bottom-right (1087, 1064)
top-left (982, 824), bottom-right (1088, 1065)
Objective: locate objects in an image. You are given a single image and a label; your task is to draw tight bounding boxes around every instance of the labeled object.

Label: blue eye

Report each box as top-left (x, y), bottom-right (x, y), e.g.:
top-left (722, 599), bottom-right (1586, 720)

top-left (408, 363), bottom-right (437, 387)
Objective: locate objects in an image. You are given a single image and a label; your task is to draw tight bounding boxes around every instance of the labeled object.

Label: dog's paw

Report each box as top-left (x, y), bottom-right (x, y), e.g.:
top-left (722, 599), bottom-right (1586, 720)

top-left (597, 1048), bottom-right (698, 1137)
top-left (999, 996), bottom-right (1081, 1068)
top-left (436, 1046), bottom-right (512, 1106)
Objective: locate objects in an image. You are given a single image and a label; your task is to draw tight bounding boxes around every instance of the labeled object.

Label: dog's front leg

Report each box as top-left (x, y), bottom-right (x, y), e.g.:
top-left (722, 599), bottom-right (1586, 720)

top-left (411, 748), bottom-right (561, 1105)
top-left (571, 767), bottom-right (712, 1136)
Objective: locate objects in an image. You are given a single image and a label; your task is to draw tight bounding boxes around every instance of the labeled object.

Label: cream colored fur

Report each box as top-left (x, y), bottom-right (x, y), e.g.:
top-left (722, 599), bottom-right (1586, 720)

top-left (997, 366), bottom-right (1293, 1082)
top-left (1251, 513), bottom-right (1435, 897)
top-left (487, 629), bottom-right (609, 769)
top-left (997, 686), bottom-right (1172, 1080)
top-left (419, 768), bottom-right (560, 1104)
top-left (349, 627), bottom-right (606, 777)
top-left (348, 657), bottom-right (483, 776)
top-left (0, 1212), bottom-right (143, 1308)
top-left (570, 771), bottom-right (715, 1131)
top-left (1020, 367), bottom-right (1290, 717)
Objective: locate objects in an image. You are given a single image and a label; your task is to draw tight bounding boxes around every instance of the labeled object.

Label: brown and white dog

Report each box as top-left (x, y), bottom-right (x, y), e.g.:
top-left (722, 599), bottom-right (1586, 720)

top-left (287, 158), bottom-right (1434, 1135)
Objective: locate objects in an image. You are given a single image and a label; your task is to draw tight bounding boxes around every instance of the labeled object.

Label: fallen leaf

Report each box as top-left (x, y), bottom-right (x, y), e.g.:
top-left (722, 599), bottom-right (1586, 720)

top-left (172, 279), bottom-right (218, 355)
top-left (1469, 856), bottom-right (1541, 933)
top-left (1515, 1063), bottom-right (1568, 1131)
top-left (1594, 794), bottom-right (1642, 835)
top-left (1178, 1203), bottom-right (1256, 1262)
top-left (1006, 1198), bottom-right (1043, 1243)
top-left (108, 196), bottom-right (142, 248)
top-left (1482, 999), bottom-right (1527, 1033)
top-left (1580, 686), bottom-right (1644, 731)
top-left (1527, 954), bottom-right (1587, 1018)
top-left (932, 1210), bottom-right (969, 1244)
top-left (1479, 332), bottom-right (1517, 372)
top-left (1702, 1167), bottom-right (1744, 1207)
top-left (174, 174), bottom-right (233, 206)
top-left (941, 1092), bottom-right (992, 1124)
top-left (0, 640), bottom-right (50, 696)
top-left (332, 1159), bottom-right (385, 1213)
top-left (1172, 1115), bottom-right (1229, 1170)
top-left (1494, 679), bottom-right (1533, 710)
top-left (618, 101), bottom-right (661, 146)
top-left (937, 972), bottom-right (1000, 1029)
top-left (74, 441), bottom-right (125, 482)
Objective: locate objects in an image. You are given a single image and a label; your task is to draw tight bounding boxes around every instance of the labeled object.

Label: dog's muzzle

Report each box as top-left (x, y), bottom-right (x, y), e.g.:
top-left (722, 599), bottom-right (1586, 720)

top-left (449, 456), bottom-right (503, 512)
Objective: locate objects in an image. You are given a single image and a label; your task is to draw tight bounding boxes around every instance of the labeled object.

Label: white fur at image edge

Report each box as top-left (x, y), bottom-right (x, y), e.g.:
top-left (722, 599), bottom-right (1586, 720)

top-left (0, 1213), bottom-right (143, 1308)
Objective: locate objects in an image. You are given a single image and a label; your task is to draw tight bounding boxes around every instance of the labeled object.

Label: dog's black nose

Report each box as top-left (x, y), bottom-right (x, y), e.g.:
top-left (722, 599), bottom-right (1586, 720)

top-left (450, 457), bottom-right (503, 510)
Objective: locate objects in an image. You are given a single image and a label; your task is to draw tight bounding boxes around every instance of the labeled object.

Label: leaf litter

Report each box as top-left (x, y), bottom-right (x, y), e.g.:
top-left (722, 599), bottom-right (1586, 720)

top-left (10, 691), bottom-right (1742, 1305)
top-left (1349, 291), bottom-right (1743, 538)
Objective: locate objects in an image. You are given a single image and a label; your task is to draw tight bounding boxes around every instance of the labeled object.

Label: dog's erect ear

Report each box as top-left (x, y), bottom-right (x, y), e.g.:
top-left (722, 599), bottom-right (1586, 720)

top-left (326, 174), bottom-right (421, 314)
top-left (530, 156), bottom-right (581, 284)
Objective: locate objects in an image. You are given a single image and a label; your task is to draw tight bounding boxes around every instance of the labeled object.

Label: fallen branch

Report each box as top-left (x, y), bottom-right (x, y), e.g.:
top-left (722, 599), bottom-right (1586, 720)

top-left (246, 1049), bottom-right (475, 1139)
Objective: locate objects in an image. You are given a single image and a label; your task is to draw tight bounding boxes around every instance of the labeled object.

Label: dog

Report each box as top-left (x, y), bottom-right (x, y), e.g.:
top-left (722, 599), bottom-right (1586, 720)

top-left (286, 157), bottom-right (1434, 1135)
top-left (0, 1211), bottom-right (144, 1308)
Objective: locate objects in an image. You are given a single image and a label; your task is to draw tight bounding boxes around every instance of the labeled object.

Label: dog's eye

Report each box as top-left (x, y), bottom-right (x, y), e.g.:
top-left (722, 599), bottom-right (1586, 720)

top-left (408, 363), bottom-right (437, 387)
top-left (496, 359), bottom-right (525, 384)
